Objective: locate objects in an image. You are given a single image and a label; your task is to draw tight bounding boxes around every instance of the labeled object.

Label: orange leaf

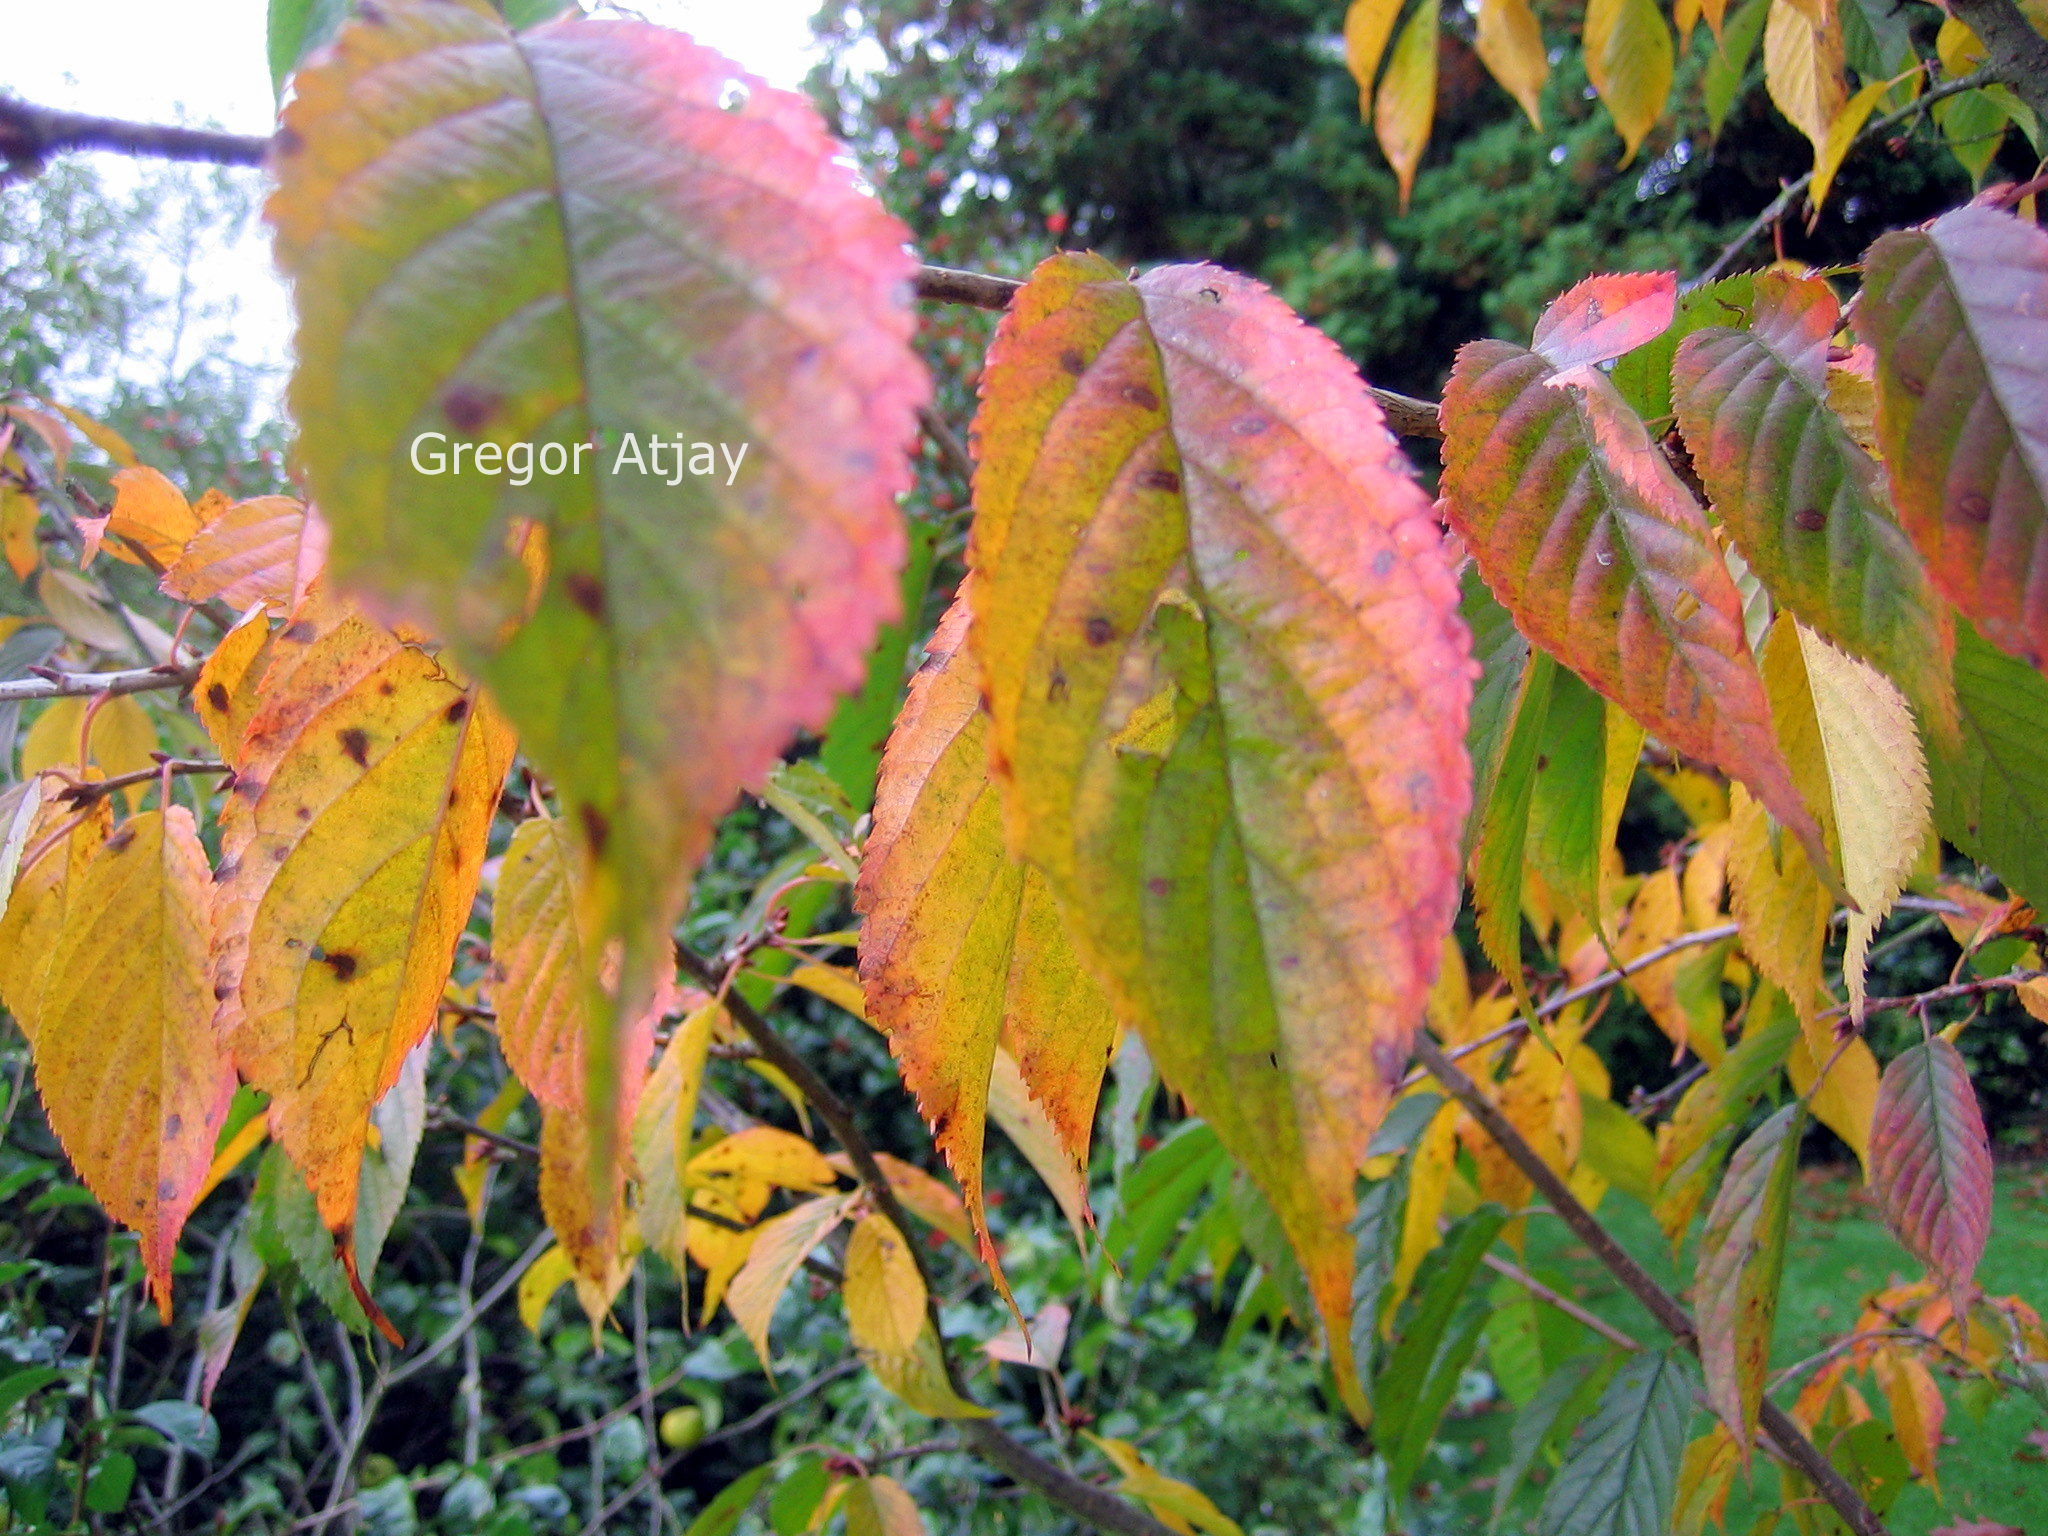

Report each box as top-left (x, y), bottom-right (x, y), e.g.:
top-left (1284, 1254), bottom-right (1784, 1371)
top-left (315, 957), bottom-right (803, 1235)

top-left (161, 496), bottom-right (328, 614)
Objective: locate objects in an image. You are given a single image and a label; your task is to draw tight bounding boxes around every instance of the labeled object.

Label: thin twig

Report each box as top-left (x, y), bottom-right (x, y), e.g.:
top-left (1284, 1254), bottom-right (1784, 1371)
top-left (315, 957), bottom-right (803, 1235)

top-left (1479, 1249), bottom-right (1642, 1353)
top-left (42, 756), bottom-right (230, 805)
top-left (0, 659), bottom-right (200, 704)
top-left (385, 1229), bottom-right (552, 1389)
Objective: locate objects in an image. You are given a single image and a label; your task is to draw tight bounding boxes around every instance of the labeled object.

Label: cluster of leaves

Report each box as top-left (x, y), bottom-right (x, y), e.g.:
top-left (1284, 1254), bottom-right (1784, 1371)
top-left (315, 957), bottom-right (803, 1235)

top-left (2, 0), bottom-right (2047, 1532)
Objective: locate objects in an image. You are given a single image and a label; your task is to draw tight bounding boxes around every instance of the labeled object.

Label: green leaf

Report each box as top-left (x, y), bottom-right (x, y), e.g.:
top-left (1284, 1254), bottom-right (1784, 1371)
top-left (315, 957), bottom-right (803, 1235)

top-left (1349, 1165), bottom-right (1407, 1410)
top-left (1695, 1102), bottom-right (1802, 1457)
top-left (266, 0), bottom-right (352, 95)
top-left (769, 1456), bottom-right (831, 1536)
top-left (1862, 206), bottom-right (2048, 671)
top-left (1930, 619), bottom-right (2048, 909)
top-left (272, 0), bottom-right (931, 1121)
top-left (84, 1449), bottom-right (137, 1515)
top-left (1673, 271), bottom-right (1953, 736)
top-left (1485, 1278), bottom-right (1548, 1407)
top-left (1375, 1205), bottom-right (1508, 1481)
top-left (1462, 566), bottom-right (1533, 864)
top-left (0, 1368), bottom-right (63, 1424)
top-left (687, 1464), bottom-right (776, 1536)
top-left (1537, 1349), bottom-right (1696, 1536)
top-left (1112, 1122), bottom-right (1227, 1290)
top-left (1703, 0), bottom-right (1769, 139)
top-left (1473, 651), bottom-right (1557, 1005)
top-left (131, 1400), bottom-right (221, 1460)
top-left (1527, 667), bottom-right (1638, 934)
top-left (1492, 1351), bottom-right (1615, 1528)
top-left (1579, 1094), bottom-right (1657, 1205)
top-left (821, 520), bottom-right (939, 812)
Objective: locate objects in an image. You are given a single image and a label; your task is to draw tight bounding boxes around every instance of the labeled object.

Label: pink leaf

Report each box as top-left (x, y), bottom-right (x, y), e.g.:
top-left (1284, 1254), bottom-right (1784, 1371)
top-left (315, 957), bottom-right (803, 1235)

top-left (1531, 271), bottom-right (1678, 371)
top-left (1868, 1036), bottom-right (1992, 1294)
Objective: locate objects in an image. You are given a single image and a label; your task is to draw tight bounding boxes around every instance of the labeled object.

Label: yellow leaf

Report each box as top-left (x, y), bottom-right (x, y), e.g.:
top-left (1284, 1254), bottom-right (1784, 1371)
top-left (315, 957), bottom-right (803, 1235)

top-left (1344, 0), bottom-right (1406, 114)
top-left (0, 793), bottom-right (110, 1038)
top-left (1728, 783), bottom-right (1830, 1023)
top-left (1675, 0), bottom-right (1702, 49)
top-left (1785, 1023), bottom-right (1876, 1169)
top-left (1375, 0), bottom-right (1440, 210)
top-left (842, 1476), bottom-right (928, 1536)
top-left (454, 1075), bottom-right (525, 1229)
top-left (1650, 765), bottom-right (1730, 829)
top-left (1683, 820), bottom-right (1734, 932)
top-left (1827, 350), bottom-right (1880, 458)
top-left (518, 1244), bottom-right (578, 1335)
top-left (32, 809), bottom-right (234, 1319)
top-left (1936, 14), bottom-right (1985, 76)
top-left (22, 694), bottom-right (160, 811)
top-left (0, 486), bottom-right (39, 581)
top-left (194, 607), bottom-right (275, 766)
top-left (1873, 1346), bottom-right (1944, 1491)
top-left (540, 1101), bottom-right (635, 1338)
top-left (1083, 1434), bottom-right (1245, 1536)
top-left (86, 465), bottom-right (207, 569)
top-left (193, 1113), bottom-right (270, 1215)
top-left (1788, 625), bottom-right (1928, 1021)
top-left (45, 402), bottom-right (137, 468)
top-left (1426, 932), bottom-right (1472, 1040)
top-left (727, 1192), bottom-right (855, 1369)
top-left (633, 1002), bottom-right (719, 1267)
top-left (2, 404), bottom-right (72, 477)
top-left (1616, 867), bottom-right (1690, 1053)
top-left (782, 961), bottom-right (868, 1020)
top-left (688, 1125), bottom-right (840, 1200)
top-left (212, 595), bottom-right (516, 1275)
top-left (1476, 0), bottom-right (1548, 127)
top-left (1672, 1424), bottom-right (1741, 1536)
top-left (865, 1318), bottom-right (991, 1419)
top-left (1585, 0), bottom-right (1676, 164)
top-left (1764, 0), bottom-right (1847, 151)
top-left (687, 1182), bottom-right (769, 1326)
top-left (1391, 1101), bottom-right (1460, 1320)
top-left (843, 1212), bottom-right (927, 1357)
top-left (1810, 76), bottom-right (1894, 212)
top-left (161, 496), bottom-right (327, 615)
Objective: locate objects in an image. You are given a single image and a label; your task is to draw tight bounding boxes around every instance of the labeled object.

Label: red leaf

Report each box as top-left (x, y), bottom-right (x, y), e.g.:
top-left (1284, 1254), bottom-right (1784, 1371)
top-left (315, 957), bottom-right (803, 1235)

top-left (1531, 271), bottom-right (1677, 372)
top-left (1862, 207), bottom-right (2048, 672)
top-left (1440, 336), bottom-right (1834, 886)
top-left (1868, 1036), bottom-right (1993, 1295)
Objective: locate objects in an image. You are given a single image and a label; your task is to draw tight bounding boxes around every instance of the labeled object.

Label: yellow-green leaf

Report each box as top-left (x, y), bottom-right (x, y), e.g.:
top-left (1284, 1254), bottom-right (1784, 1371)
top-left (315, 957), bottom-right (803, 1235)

top-left (843, 1212), bottom-right (927, 1357)
top-left (842, 1476), bottom-right (927, 1536)
top-left (194, 607), bottom-right (275, 767)
top-left (1810, 76), bottom-right (1894, 212)
top-left (1083, 1433), bottom-right (1245, 1536)
top-left (727, 1192), bottom-right (855, 1370)
top-left (1344, 0), bottom-right (1405, 113)
top-left (632, 1002), bottom-right (719, 1268)
top-left (0, 794), bottom-right (110, 1038)
top-left (1763, 0), bottom-right (1847, 150)
top-left (1375, 0), bottom-right (1440, 211)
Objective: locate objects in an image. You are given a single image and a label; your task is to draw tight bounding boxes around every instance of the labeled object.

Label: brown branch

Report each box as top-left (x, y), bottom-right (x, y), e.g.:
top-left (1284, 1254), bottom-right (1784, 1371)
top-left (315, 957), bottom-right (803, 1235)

top-left (1693, 67), bottom-right (2003, 287)
top-left (1479, 1249), bottom-right (1643, 1353)
top-left (42, 756), bottom-right (230, 805)
top-left (0, 660), bottom-right (200, 705)
top-left (1837, 968), bottom-right (2045, 1021)
top-left (1413, 1033), bottom-right (1890, 1536)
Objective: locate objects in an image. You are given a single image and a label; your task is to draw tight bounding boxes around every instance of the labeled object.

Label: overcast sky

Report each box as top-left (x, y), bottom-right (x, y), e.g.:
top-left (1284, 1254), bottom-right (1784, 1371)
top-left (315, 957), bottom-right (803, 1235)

top-left (4, 0), bottom-right (825, 398)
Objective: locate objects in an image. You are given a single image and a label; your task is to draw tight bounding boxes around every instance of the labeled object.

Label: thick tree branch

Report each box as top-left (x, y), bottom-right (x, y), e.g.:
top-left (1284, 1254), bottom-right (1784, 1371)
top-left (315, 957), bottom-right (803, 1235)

top-left (1413, 1033), bottom-right (1890, 1536)
top-left (1949, 0), bottom-right (2048, 122)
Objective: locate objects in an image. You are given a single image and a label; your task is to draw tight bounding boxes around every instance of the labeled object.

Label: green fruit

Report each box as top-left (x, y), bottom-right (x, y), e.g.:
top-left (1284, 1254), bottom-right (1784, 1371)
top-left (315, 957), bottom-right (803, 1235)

top-left (658, 1405), bottom-right (705, 1451)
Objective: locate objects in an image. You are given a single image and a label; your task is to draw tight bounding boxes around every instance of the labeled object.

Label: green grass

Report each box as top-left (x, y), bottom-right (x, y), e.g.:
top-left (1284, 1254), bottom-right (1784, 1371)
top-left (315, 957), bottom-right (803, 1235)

top-left (1437, 1164), bottom-right (2048, 1533)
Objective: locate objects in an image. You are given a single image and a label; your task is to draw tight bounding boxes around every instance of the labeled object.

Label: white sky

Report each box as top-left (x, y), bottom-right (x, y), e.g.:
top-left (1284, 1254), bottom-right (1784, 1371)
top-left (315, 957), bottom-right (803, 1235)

top-left (2, 0), bottom-right (825, 397)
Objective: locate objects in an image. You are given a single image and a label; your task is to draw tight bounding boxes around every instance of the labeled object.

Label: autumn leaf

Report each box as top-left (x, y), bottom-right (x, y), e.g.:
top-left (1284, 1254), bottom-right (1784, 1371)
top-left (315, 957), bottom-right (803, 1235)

top-left (81, 465), bottom-right (213, 570)
top-left (1531, 272), bottom-right (1676, 374)
top-left (539, 1100), bottom-right (635, 1335)
top-left (31, 808), bottom-right (235, 1317)
top-left (1584, 0), bottom-right (1675, 165)
top-left (195, 608), bottom-right (276, 766)
top-left (1869, 1036), bottom-right (1993, 1296)
top-left (727, 1192), bottom-right (856, 1370)
top-left (22, 693), bottom-right (160, 810)
top-left (1872, 1345), bottom-right (1945, 1491)
top-left (842, 1476), bottom-right (928, 1536)
top-left (1860, 207), bottom-right (2048, 672)
top-left (632, 1001), bottom-right (719, 1271)
top-left (1810, 77), bottom-right (1896, 212)
top-left (1695, 1103), bottom-right (1801, 1461)
top-left (1762, 0), bottom-right (1847, 152)
top-left (856, 589), bottom-right (1116, 1298)
top-left (1475, 0), bottom-right (1548, 128)
top-left (843, 1212), bottom-right (927, 1357)
top-left (1344, 0), bottom-right (1404, 114)
top-left (1931, 621), bottom-right (2048, 909)
top-left (1083, 1433), bottom-right (1245, 1536)
top-left (968, 254), bottom-right (1471, 1420)
top-left (271, 0), bottom-right (930, 1120)
top-left (1374, 0), bottom-right (1439, 212)
top-left (1672, 270), bottom-right (1954, 738)
top-left (0, 792), bottom-right (111, 1039)
top-left (1441, 323), bottom-right (1834, 888)
top-left (161, 496), bottom-right (327, 615)
top-left (212, 595), bottom-right (515, 1329)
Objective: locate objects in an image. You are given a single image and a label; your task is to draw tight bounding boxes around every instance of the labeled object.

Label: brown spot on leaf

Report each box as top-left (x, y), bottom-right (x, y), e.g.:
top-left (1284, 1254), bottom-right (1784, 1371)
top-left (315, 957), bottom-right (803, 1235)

top-left (320, 951), bottom-right (359, 982)
top-left (214, 857), bottom-right (239, 883)
top-left (338, 727), bottom-right (371, 767)
top-left (1060, 348), bottom-right (1087, 375)
top-left (206, 682), bottom-right (230, 711)
top-left (1955, 492), bottom-right (1992, 524)
top-left (565, 572), bottom-right (606, 619)
top-left (106, 825), bottom-right (137, 855)
top-left (1794, 507), bottom-right (1827, 532)
top-left (1233, 414), bottom-right (1269, 436)
top-left (1146, 876), bottom-right (1171, 897)
top-left (441, 384), bottom-right (500, 435)
top-left (1085, 616), bottom-right (1115, 646)
top-left (283, 621), bottom-right (315, 643)
top-left (1896, 371), bottom-right (1925, 398)
top-left (157, 1179), bottom-right (177, 1201)
top-left (445, 696), bottom-right (470, 725)
top-left (214, 981), bottom-right (233, 1000)
top-left (235, 776), bottom-right (264, 800)
top-left (165, 1114), bottom-right (182, 1138)
top-left (1120, 383), bottom-right (1161, 410)
top-left (1138, 468), bottom-right (1181, 493)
